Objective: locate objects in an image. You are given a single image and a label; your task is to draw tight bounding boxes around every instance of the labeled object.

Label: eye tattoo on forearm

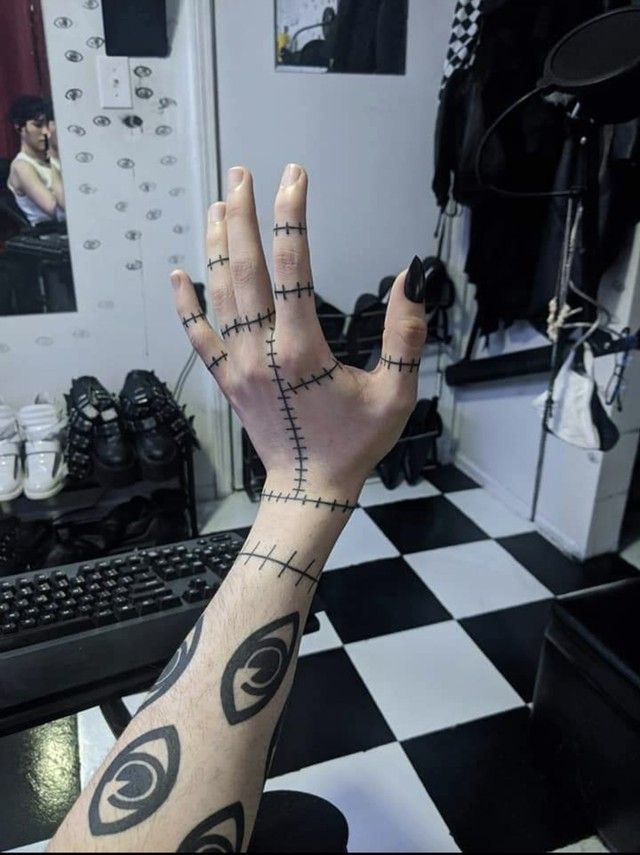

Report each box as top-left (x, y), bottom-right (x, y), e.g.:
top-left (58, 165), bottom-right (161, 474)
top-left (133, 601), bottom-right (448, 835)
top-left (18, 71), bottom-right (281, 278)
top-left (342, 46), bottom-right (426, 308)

top-left (137, 616), bottom-right (204, 715)
top-left (221, 613), bottom-right (300, 725)
top-left (88, 726), bottom-right (180, 836)
top-left (178, 802), bottom-right (245, 853)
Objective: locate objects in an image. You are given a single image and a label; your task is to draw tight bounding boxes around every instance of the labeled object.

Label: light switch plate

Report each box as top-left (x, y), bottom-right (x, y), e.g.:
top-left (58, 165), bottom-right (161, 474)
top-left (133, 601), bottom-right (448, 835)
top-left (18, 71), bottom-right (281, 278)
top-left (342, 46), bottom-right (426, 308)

top-left (97, 55), bottom-right (132, 109)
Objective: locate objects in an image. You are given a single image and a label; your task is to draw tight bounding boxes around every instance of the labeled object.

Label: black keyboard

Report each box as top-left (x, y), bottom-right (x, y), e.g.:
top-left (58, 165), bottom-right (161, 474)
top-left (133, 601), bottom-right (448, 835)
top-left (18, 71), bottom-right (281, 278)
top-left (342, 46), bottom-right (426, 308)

top-left (5, 232), bottom-right (70, 261)
top-left (0, 532), bottom-right (244, 716)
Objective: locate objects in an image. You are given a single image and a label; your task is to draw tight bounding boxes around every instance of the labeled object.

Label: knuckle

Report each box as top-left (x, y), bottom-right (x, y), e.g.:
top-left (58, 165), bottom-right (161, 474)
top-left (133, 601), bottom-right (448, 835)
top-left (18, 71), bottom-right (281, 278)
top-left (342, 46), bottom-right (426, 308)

top-left (397, 316), bottom-right (428, 350)
top-left (230, 255), bottom-right (259, 286)
top-left (273, 247), bottom-right (301, 273)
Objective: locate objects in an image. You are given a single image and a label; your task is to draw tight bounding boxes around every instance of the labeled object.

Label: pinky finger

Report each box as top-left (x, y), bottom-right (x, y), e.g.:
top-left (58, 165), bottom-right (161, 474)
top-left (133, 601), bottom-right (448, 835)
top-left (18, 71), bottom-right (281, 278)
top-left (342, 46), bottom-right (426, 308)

top-left (170, 269), bottom-right (230, 382)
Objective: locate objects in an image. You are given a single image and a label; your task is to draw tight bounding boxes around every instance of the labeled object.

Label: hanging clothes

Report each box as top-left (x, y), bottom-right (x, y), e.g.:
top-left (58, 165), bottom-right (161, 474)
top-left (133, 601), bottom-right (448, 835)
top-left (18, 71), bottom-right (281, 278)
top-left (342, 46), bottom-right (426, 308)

top-left (432, 0), bottom-right (634, 336)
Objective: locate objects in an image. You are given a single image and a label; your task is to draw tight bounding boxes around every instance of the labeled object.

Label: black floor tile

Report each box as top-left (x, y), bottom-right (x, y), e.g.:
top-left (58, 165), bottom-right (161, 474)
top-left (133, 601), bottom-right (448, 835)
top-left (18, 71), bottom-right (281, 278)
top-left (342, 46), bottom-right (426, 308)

top-left (366, 495), bottom-right (488, 553)
top-left (269, 648), bottom-right (394, 778)
top-left (0, 716), bottom-right (81, 852)
top-left (424, 465), bottom-right (478, 493)
top-left (460, 599), bottom-right (555, 702)
top-left (402, 707), bottom-right (593, 853)
top-left (319, 557), bottom-right (451, 643)
top-left (499, 532), bottom-right (638, 595)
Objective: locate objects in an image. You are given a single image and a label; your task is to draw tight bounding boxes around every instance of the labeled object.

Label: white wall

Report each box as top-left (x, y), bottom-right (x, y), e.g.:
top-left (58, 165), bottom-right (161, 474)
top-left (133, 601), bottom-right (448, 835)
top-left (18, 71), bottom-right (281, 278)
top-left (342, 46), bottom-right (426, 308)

top-left (1, 0), bottom-right (229, 499)
top-left (213, 0), bottom-right (457, 483)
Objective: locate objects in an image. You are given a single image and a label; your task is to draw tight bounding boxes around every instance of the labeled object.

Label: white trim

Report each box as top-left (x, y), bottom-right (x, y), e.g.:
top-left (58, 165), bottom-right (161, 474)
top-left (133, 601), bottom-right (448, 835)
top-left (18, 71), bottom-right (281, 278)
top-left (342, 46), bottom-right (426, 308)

top-left (183, 0), bottom-right (234, 498)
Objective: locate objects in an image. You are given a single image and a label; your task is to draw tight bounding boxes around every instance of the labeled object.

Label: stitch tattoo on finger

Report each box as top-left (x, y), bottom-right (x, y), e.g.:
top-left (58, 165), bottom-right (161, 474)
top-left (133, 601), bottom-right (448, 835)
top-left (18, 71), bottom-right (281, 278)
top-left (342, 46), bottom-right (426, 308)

top-left (207, 351), bottom-right (228, 372)
top-left (273, 220), bottom-right (307, 236)
top-left (181, 311), bottom-right (207, 329)
top-left (379, 353), bottom-right (421, 373)
top-left (274, 281), bottom-right (314, 301)
top-left (221, 612), bottom-right (300, 724)
top-left (207, 254), bottom-right (229, 270)
top-left (221, 308), bottom-right (276, 339)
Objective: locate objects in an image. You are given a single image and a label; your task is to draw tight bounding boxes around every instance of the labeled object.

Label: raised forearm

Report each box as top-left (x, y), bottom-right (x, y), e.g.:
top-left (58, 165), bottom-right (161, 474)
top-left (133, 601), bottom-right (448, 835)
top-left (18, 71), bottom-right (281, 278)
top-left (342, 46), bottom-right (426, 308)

top-left (51, 168), bottom-right (65, 209)
top-left (48, 478), bottom-right (359, 852)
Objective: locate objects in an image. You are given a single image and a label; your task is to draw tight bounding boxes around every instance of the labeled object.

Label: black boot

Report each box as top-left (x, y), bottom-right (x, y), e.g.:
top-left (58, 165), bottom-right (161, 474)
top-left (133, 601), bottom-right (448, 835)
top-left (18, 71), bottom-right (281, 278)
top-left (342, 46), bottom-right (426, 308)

top-left (65, 376), bottom-right (136, 486)
top-left (119, 370), bottom-right (197, 481)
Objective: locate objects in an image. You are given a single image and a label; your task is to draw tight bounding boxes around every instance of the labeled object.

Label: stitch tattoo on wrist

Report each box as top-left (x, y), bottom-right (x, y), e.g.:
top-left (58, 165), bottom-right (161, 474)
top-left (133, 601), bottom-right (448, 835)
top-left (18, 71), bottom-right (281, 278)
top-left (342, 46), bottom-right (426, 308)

top-left (274, 281), bottom-right (314, 300)
top-left (178, 803), bottom-right (245, 853)
top-left (207, 253), bottom-right (229, 270)
top-left (221, 612), bottom-right (300, 724)
top-left (221, 308), bottom-right (276, 339)
top-left (89, 726), bottom-right (180, 836)
top-left (137, 616), bottom-right (203, 715)
top-left (379, 353), bottom-right (421, 373)
top-left (238, 541), bottom-right (321, 589)
top-left (261, 489), bottom-right (356, 514)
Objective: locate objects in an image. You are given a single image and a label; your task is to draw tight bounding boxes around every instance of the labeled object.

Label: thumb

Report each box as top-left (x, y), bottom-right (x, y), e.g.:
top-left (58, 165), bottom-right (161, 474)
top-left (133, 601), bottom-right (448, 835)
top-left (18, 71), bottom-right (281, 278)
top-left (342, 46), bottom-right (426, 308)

top-left (376, 256), bottom-right (427, 395)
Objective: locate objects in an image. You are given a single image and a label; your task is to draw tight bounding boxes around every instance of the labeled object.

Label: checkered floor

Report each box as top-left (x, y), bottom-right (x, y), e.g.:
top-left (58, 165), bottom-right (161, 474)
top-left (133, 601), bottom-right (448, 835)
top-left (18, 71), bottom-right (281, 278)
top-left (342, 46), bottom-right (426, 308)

top-left (2, 466), bottom-right (635, 853)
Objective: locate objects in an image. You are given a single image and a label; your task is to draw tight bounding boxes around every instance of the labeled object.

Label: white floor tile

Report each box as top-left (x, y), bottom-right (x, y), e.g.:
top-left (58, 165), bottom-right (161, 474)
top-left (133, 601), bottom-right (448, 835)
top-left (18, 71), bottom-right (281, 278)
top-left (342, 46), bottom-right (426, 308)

top-left (199, 491), bottom-right (258, 533)
top-left (325, 508), bottom-right (399, 571)
top-left (447, 488), bottom-right (536, 538)
top-left (300, 610), bottom-right (342, 657)
top-left (346, 621), bottom-right (523, 740)
top-left (620, 534), bottom-right (640, 571)
top-left (7, 841), bottom-right (49, 853)
top-left (554, 836), bottom-right (609, 853)
top-left (266, 742), bottom-right (459, 853)
top-left (76, 705), bottom-right (117, 789)
top-left (405, 539), bottom-right (552, 618)
top-left (359, 477), bottom-right (440, 507)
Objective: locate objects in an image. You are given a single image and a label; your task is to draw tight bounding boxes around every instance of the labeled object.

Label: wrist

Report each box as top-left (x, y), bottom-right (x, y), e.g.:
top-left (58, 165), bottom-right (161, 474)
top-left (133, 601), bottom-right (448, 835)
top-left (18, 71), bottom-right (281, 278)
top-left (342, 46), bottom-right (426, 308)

top-left (261, 472), bottom-right (364, 510)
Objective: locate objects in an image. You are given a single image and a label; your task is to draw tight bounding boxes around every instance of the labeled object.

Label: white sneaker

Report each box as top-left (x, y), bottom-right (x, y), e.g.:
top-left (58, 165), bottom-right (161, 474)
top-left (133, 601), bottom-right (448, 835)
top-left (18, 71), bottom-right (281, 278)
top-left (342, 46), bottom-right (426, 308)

top-left (18, 393), bottom-right (68, 500)
top-left (0, 398), bottom-right (23, 501)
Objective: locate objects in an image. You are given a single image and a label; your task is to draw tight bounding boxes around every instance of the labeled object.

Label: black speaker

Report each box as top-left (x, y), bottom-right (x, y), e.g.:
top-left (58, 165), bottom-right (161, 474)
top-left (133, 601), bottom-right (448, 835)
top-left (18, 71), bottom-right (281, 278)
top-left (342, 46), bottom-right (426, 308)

top-left (102, 0), bottom-right (168, 58)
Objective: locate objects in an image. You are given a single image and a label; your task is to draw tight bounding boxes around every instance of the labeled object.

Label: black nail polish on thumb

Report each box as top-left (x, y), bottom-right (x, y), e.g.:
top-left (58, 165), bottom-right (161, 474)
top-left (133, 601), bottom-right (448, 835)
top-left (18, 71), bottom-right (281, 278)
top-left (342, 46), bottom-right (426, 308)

top-left (404, 256), bottom-right (425, 303)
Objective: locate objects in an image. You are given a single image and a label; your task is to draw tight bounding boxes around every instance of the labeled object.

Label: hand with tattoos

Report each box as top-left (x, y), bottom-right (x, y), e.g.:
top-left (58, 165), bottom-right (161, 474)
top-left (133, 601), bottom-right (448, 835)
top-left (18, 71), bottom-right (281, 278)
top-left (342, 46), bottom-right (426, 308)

top-left (47, 165), bottom-right (426, 853)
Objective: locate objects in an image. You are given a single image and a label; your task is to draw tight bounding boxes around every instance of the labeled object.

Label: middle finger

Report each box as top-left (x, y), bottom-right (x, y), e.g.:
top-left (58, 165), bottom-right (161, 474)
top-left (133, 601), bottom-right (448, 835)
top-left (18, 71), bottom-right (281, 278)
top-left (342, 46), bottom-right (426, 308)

top-left (224, 166), bottom-right (275, 336)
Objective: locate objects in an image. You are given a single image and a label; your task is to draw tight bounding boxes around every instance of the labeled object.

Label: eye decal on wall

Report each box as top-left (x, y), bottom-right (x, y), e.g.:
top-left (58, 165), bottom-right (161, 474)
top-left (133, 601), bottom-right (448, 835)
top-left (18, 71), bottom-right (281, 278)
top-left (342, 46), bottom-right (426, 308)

top-left (72, 329), bottom-right (91, 339)
top-left (65, 88), bottom-right (83, 101)
top-left (0, 344), bottom-right (10, 353)
top-left (158, 97), bottom-right (177, 109)
top-left (168, 254), bottom-right (184, 264)
top-left (117, 158), bottom-right (135, 169)
top-left (173, 225), bottom-right (186, 234)
top-left (125, 230), bottom-right (142, 240)
top-left (160, 155), bottom-right (177, 166)
top-left (79, 183), bottom-right (97, 194)
top-left (86, 36), bottom-right (105, 48)
top-left (65, 50), bottom-right (83, 63)
top-left (146, 209), bottom-right (162, 220)
top-left (139, 182), bottom-right (156, 192)
top-left (76, 152), bottom-right (94, 163)
top-left (155, 125), bottom-right (172, 136)
top-left (54, 16), bottom-right (73, 28)
top-left (93, 115), bottom-right (111, 127)
top-left (123, 115), bottom-right (143, 129)
top-left (98, 300), bottom-right (115, 309)
top-left (169, 187), bottom-right (185, 197)
top-left (36, 336), bottom-right (54, 346)
top-left (135, 87), bottom-right (154, 99)
top-left (83, 239), bottom-right (101, 250)
top-left (126, 260), bottom-right (143, 270)
top-left (67, 124), bottom-right (86, 136)
top-left (82, 0), bottom-right (99, 8)
top-left (115, 201), bottom-right (128, 212)
top-left (134, 65), bottom-right (152, 78)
